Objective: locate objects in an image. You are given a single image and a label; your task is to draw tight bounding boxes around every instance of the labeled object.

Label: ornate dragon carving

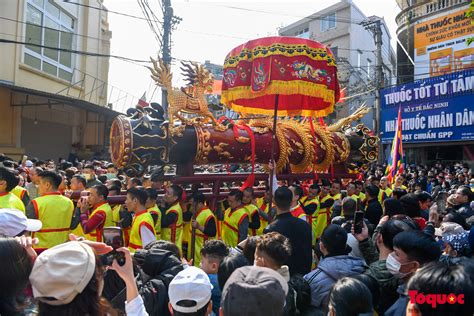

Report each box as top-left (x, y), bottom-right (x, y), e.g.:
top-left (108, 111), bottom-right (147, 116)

top-left (147, 58), bottom-right (226, 136)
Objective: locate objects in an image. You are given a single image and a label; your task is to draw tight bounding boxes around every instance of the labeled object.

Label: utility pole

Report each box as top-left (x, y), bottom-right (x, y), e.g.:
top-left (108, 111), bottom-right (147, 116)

top-left (362, 18), bottom-right (384, 164)
top-left (161, 0), bottom-right (172, 117)
top-left (160, 0), bottom-right (181, 118)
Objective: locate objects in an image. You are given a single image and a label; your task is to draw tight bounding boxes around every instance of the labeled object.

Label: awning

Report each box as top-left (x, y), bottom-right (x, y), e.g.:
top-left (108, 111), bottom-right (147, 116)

top-left (0, 81), bottom-right (121, 117)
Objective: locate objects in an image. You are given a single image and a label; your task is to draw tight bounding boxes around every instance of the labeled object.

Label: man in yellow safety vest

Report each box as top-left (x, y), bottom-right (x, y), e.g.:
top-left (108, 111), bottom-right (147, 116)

top-left (161, 184), bottom-right (184, 253)
top-left (242, 187), bottom-right (261, 236)
top-left (145, 187), bottom-right (161, 239)
top-left (313, 180), bottom-right (335, 241)
top-left (74, 184), bottom-right (113, 242)
top-left (222, 189), bottom-right (248, 247)
top-left (188, 191), bottom-right (217, 267)
top-left (27, 171), bottom-right (74, 253)
top-left (378, 176), bottom-right (393, 204)
top-left (302, 183), bottom-right (320, 246)
top-left (124, 187), bottom-right (156, 252)
top-left (255, 186), bottom-right (273, 235)
top-left (289, 185), bottom-right (306, 221)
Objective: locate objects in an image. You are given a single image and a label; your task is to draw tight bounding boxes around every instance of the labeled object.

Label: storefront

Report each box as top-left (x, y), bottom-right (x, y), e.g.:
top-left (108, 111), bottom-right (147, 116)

top-left (0, 82), bottom-right (119, 161)
top-left (380, 68), bottom-right (474, 165)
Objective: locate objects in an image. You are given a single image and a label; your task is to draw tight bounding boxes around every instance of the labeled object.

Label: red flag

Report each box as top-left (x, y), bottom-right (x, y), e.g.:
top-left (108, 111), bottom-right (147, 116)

top-left (137, 92), bottom-right (149, 107)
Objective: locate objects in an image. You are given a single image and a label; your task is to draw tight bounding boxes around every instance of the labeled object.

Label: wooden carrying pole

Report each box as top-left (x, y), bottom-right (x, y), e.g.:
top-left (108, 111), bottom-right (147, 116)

top-left (269, 94), bottom-right (279, 197)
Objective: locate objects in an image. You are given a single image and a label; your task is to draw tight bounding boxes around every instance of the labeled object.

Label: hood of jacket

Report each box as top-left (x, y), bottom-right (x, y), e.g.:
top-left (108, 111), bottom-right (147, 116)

top-left (277, 265), bottom-right (291, 282)
top-left (317, 255), bottom-right (366, 280)
top-left (134, 248), bottom-right (184, 277)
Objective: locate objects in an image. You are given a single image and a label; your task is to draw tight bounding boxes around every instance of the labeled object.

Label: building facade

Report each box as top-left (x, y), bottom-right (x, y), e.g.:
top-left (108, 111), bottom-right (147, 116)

top-left (380, 68), bottom-right (473, 164)
top-left (279, 0), bottom-right (396, 130)
top-left (395, 0), bottom-right (472, 83)
top-left (204, 60), bottom-right (225, 118)
top-left (0, 0), bottom-right (117, 160)
top-left (388, 0), bottom-right (473, 164)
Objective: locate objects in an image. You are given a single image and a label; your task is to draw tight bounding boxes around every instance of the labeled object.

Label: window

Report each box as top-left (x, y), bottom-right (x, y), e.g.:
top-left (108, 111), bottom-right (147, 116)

top-left (367, 59), bottom-right (372, 78)
top-left (320, 13), bottom-right (336, 32)
top-left (296, 28), bottom-right (309, 39)
top-left (24, 0), bottom-right (74, 81)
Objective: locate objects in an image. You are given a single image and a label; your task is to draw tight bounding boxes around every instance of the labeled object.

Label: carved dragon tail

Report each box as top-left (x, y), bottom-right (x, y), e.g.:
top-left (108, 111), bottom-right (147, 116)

top-left (147, 58), bottom-right (173, 91)
top-left (327, 103), bottom-right (370, 132)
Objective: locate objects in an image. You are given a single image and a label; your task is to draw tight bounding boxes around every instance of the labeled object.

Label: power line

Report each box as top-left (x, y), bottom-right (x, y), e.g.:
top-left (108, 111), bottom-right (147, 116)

top-left (70, 1), bottom-right (369, 26)
top-left (65, 1), bottom-right (158, 22)
top-left (0, 38), bottom-right (151, 64)
top-left (137, 0), bottom-right (163, 47)
top-left (210, 4), bottom-right (367, 25)
top-left (336, 47), bottom-right (375, 53)
top-left (0, 15), bottom-right (104, 42)
top-left (67, 1), bottom-right (375, 40)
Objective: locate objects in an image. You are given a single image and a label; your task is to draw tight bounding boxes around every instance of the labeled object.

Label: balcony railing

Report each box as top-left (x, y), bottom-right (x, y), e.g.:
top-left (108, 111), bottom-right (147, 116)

top-left (396, 0), bottom-right (469, 26)
top-left (56, 68), bottom-right (141, 113)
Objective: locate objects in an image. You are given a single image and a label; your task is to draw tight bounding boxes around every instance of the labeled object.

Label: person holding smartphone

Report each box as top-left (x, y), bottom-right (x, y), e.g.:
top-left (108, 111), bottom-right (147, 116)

top-left (29, 238), bottom-right (148, 316)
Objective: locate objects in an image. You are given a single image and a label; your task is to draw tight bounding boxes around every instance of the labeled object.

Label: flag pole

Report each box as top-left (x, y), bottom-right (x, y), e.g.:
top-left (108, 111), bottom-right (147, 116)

top-left (269, 94), bottom-right (279, 198)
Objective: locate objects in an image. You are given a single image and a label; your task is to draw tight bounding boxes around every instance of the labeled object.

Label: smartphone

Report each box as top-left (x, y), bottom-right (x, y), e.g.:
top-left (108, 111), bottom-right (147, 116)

top-left (341, 190), bottom-right (348, 199)
top-left (102, 227), bottom-right (125, 266)
top-left (353, 211), bottom-right (365, 234)
top-left (103, 227), bottom-right (124, 249)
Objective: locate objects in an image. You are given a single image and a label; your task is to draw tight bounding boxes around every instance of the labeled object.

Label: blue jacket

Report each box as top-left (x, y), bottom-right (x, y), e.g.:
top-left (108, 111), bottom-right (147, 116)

top-left (304, 255), bottom-right (366, 309)
top-left (385, 284), bottom-right (408, 316)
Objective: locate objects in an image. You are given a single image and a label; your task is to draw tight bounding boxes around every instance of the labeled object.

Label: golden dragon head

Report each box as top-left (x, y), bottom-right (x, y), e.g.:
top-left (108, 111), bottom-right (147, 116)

top-left (181, 61), bottom-right (214, 93)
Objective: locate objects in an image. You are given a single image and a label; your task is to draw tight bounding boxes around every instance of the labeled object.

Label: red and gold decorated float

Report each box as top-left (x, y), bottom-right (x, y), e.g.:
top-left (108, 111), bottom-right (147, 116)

top-left (110, 37), bottom-right (378, 180)
top-left (109, 105), bottom-right (377, 177)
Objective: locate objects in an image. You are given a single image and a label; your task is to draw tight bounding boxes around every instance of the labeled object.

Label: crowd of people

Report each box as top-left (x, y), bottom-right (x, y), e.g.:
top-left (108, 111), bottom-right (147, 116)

top-left (0, 153), bottom-right (473, 316)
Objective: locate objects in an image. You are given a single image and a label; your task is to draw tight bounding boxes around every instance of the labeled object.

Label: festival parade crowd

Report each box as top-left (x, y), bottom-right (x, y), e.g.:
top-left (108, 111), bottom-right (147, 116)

top-left (0, 154), bottom-right (473, 316)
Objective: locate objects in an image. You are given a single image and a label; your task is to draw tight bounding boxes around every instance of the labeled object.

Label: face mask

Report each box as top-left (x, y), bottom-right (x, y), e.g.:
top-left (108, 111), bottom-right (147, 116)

top-left (386, 252), bottom-right (412, 279)
top-left (106, 173), bottom-right (116, 180)
top-left (83, 174), bottom-right (93, 181)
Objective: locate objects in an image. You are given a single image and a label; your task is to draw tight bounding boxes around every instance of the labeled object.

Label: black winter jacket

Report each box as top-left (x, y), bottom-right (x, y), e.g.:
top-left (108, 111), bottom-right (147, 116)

top-left (103, 248), bottom-right (184, 315)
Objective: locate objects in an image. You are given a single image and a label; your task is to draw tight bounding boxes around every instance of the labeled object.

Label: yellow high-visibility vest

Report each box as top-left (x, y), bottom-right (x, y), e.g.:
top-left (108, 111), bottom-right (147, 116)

top-left (222, 206), bottom-right (247, 248)
top-left (378, 187), bottom-right (393, 204)
top-left (85, 202), bottom-right (114, 242)
top-left (0, 192), bottom-right (25, 213)
top-left (31, 192), bottom-right (74, 251)
top-left (303, 197), bottom-right (320, 246)
top-left (128, 210), bottom-right (155, 252)
top-left (147, 204), bottom-right (162, 239)
top-left (256, 197), bottom-right (270, 235)
top-left (330, 193), bottom-right (341, 212)
top-left (11, 186), bottom-right (27, 203)
top-left (244, 203), bottom-right (260, 236)
top-left (162, 202), bottom-right (184, 252)
top-left (192, 207), bottom-right (215, 267)
top-left (314, 194), bottom-right (332, 241)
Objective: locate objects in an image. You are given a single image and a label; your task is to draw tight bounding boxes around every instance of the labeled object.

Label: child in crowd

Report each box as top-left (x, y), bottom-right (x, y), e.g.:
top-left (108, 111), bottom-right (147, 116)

top-left (254, 232), bottom-right (291, 281)
top-left (254, 232), bottom-right (312, 316)
top-left (200, 240), bottom-right (229, 316)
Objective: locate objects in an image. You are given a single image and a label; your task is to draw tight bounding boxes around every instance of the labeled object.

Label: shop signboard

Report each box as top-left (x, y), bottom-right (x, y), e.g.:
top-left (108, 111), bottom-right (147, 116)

top-left (414, 7), bottom-right (474, 78)
top-left (380, 69), bottom-right (474, 143)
